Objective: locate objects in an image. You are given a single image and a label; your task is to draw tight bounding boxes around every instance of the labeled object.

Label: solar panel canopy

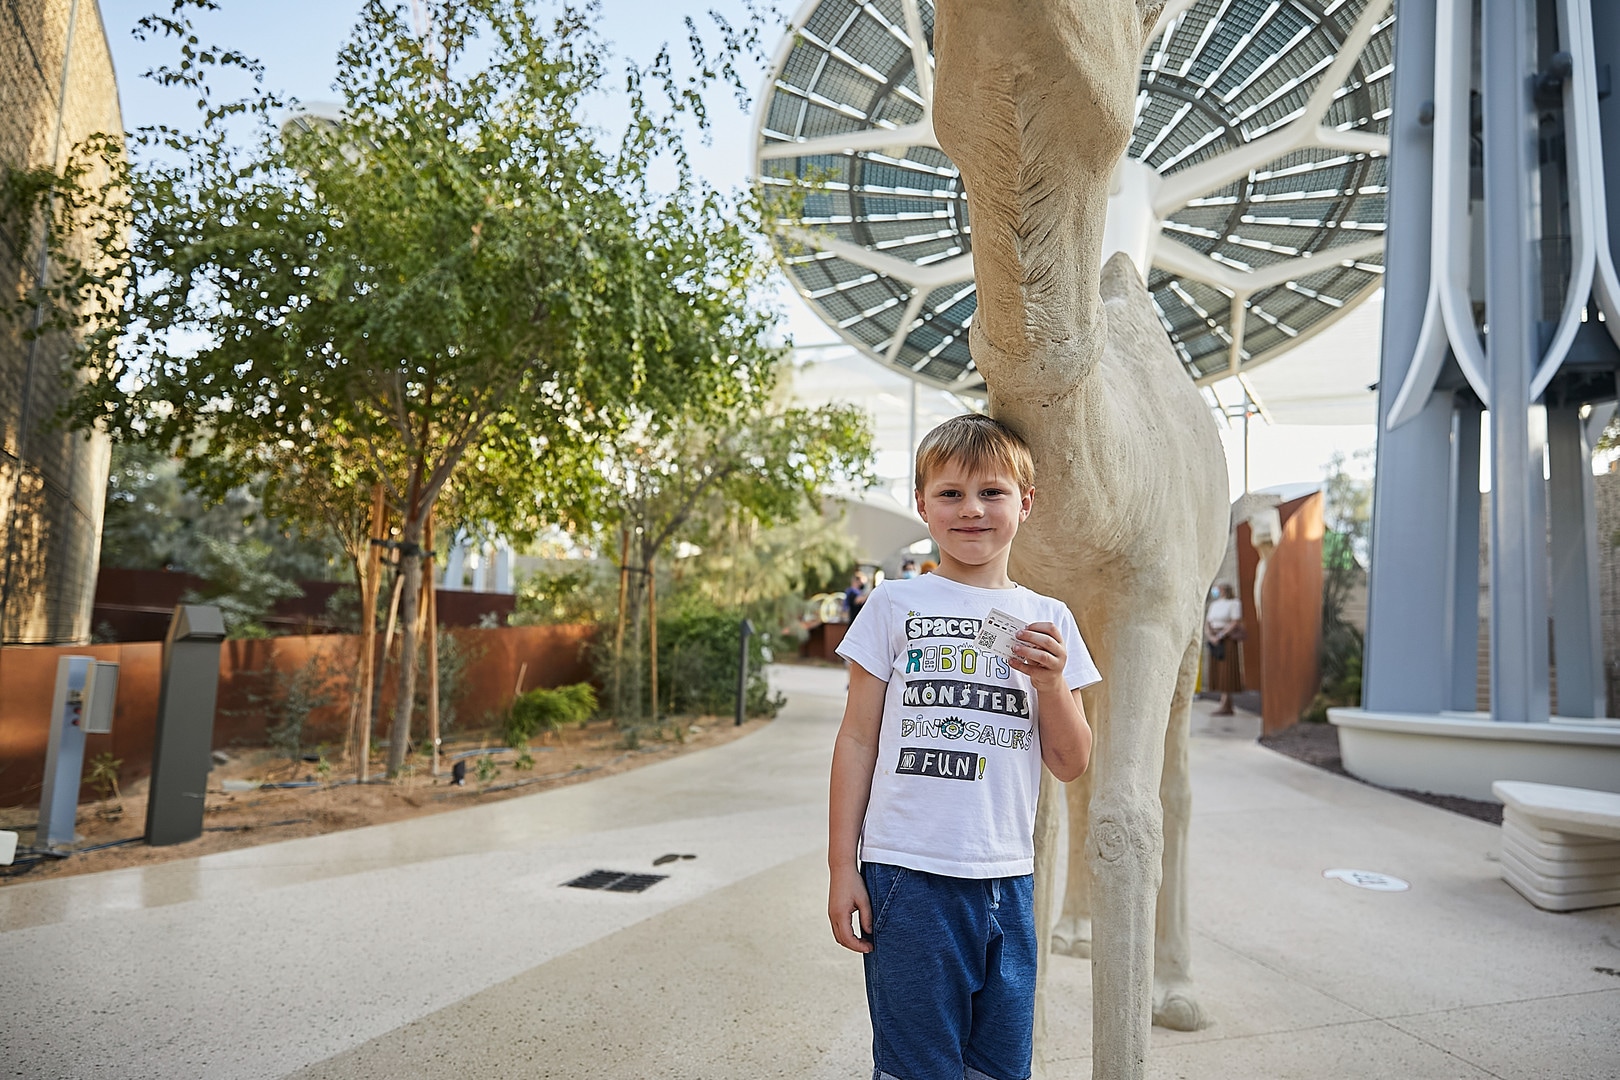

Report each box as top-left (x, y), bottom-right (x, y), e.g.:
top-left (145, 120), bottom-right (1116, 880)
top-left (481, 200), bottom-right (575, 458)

top-left (754, 0), bottom-right (1393, 391)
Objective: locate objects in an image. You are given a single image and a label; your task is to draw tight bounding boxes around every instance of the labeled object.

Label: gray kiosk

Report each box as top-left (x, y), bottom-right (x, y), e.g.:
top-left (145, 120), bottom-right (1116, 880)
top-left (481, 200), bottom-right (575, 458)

top-left (146, 604), bottom-right (226, 846)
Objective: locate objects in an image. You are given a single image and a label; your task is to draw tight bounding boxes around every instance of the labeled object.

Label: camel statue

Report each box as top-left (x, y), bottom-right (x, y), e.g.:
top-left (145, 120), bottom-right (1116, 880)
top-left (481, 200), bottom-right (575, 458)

top-left (932, 0), bottom-right (1230, 1075)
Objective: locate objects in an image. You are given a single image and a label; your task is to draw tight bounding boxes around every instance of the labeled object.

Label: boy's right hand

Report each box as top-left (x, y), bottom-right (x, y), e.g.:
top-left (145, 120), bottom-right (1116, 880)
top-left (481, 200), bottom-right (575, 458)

top-left (828, 865), bottom-right (874, 953)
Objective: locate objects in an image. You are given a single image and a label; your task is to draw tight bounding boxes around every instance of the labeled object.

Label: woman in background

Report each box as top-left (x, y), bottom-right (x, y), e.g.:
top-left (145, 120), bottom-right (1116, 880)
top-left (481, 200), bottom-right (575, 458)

top-left (1204, 583), bottom-right (1244, 715)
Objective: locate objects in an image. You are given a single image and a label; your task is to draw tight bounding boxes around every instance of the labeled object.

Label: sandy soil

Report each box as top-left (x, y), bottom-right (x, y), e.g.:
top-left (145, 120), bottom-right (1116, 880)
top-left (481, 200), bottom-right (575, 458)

top-left (1, 716), bottom-right (768, 885)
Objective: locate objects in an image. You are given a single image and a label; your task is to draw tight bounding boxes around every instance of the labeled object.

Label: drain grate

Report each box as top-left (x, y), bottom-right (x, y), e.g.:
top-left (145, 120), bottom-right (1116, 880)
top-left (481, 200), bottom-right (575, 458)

top-left (563, 869), bottom-right (668, 893)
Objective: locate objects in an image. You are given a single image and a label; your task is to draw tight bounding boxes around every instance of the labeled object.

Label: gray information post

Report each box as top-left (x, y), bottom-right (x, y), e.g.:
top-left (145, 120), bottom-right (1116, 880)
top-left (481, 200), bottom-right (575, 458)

top-left (146, 604), bottom-right (227, 846)
top-left (36, 656), bottom-right (118, 849)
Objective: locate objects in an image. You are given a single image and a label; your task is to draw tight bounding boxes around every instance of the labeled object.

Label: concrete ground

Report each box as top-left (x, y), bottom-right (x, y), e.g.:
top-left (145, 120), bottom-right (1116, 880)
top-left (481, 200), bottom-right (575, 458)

top-left (2, 664), bottom-right (1617, 1079)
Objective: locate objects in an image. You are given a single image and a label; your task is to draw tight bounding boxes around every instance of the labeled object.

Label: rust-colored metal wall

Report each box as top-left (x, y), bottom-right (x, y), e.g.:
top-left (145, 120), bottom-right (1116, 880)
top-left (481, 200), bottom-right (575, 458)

top-left (0, 623), bottom-right (594, 808)
top-left (1236, 523), bottom-right (1262, 693)
top-left (800, 621), bottom-right (849, 662)
top-left (1235, 492), bottom-right (1325, 734)
top-left (92, 567), bottom-right (517, 641)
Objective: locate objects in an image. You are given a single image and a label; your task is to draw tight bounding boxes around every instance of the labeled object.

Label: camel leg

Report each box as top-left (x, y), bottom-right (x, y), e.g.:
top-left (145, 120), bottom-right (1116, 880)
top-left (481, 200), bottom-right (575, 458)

top-left (1089, 620), bottom-right (1178, 1080)
top-left (1051, 747), bottom-right (1095, 957)
top-left (1031, 768), bottom-right (1064, 1079)
top-left (1152, 633), bottom-right (1207, 1031)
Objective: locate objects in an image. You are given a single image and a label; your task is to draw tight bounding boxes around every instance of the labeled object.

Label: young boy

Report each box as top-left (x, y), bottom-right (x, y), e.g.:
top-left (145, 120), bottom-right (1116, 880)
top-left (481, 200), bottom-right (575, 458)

top-left (828, 414), bottom-right (1098, 1080)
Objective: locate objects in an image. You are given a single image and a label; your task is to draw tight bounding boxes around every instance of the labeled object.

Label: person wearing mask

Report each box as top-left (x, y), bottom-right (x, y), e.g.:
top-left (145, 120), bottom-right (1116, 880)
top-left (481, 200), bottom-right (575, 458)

top-left (843, 571), bottom-right (869, 622)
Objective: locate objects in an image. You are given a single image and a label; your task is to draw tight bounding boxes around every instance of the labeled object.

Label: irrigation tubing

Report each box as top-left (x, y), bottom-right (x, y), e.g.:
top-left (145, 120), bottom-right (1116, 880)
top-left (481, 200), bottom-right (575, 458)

top-left (430, 764), bottom-right (605, 801)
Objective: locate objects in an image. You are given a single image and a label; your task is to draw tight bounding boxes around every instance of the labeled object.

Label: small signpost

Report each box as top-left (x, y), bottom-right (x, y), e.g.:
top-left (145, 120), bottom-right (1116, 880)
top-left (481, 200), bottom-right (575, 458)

top-left (735, 619), bottom-right (755, 727)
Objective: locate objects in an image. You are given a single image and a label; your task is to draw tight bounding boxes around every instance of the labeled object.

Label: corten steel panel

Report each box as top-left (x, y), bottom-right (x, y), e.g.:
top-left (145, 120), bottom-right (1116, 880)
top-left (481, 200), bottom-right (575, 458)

top-left (431, 589), bottom-right (517, 629)
top-left (0, 0), bottom-right (123, 646)
top-left (800, 621), bottom-right (849, 663)
top-left (1235, 492), bottom-right (1327, 731)
top-left (0, 624), bottom-right (599, 807)
top-left (1236, 522), bottom-right (1262, 693)
top-left (0, 640), bottom-right (162, 809)
top-left (91, 568), bottom-right (522, 642)
top-left (1260, 494), bottom-right (1325, 736)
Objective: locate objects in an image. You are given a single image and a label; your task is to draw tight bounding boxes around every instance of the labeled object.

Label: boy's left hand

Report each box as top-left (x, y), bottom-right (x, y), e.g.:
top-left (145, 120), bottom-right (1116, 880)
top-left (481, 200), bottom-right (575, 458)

top-left (1012, 621), bottom-right (1067, 692)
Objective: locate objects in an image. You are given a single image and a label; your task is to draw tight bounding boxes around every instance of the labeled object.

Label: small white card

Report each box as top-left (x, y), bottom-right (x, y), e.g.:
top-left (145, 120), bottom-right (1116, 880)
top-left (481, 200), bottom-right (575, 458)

top-left (976, 608), bottom-right (1028, 662)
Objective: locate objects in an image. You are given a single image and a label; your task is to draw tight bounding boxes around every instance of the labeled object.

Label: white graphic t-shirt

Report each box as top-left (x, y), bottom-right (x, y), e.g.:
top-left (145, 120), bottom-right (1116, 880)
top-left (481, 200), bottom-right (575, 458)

top-left (837, 574), bottom-right (1101, 878)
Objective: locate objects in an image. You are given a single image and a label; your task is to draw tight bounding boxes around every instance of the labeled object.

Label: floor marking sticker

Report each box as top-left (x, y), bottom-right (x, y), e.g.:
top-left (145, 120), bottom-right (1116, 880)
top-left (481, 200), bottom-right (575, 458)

top-left (1322, 868), bottom-right (1410, 891)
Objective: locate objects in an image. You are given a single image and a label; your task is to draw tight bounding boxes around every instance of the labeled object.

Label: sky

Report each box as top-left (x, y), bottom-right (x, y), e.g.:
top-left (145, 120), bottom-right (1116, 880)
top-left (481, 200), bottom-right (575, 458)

top-left (95, 0), bottom-right (1382, 503)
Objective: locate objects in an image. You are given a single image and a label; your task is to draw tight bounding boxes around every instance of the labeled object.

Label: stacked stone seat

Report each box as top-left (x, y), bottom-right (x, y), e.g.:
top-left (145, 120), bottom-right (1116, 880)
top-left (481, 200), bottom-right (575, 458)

top-left (1492, 781), bottom-right (1620, 912)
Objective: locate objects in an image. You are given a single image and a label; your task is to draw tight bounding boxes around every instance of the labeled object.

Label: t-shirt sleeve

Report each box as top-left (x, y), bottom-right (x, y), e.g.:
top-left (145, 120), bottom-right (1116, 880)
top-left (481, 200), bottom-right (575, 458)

top-left (1055, 603), bottom-right (1102, 690)
top-left (835, 583), bottom-right (895, 681)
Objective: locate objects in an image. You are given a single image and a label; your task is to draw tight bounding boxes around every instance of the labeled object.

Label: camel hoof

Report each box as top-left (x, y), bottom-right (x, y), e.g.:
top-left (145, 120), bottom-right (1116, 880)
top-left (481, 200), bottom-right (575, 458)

top-left (1050, 916), bottom-right (1092, 959)
top-left (1153, 983), bottom-right (1207, 1031)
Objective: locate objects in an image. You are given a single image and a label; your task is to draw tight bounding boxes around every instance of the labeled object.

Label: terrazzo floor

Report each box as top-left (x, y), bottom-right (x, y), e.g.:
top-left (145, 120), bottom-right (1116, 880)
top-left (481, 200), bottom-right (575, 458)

top-left (2, 664), bottom-right (1616, 1079)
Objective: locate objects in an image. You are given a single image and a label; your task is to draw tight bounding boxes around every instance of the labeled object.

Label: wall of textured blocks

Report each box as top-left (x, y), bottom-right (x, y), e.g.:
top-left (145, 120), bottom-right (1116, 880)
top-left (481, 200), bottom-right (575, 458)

top-left (0, 0), bottom-right (122, 644)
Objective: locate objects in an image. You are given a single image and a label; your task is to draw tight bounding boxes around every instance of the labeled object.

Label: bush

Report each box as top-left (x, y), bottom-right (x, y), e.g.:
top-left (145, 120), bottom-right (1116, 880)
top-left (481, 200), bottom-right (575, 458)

top-left (657, 604), bottom-right (783, 720)
top-left (262, 652), bottom-right (347, 761)
top-left (505, 682), bottom-right (598, 747)
top-left (1304, 649), bottom-right (1362, 723)
top-left (415, 629), bottom-right (480, 742)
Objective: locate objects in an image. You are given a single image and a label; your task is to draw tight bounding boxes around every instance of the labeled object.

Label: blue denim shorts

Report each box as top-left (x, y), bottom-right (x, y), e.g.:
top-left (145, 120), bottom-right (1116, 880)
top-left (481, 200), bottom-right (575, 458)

top-left (861, 862), bottom-right (1037, 1080)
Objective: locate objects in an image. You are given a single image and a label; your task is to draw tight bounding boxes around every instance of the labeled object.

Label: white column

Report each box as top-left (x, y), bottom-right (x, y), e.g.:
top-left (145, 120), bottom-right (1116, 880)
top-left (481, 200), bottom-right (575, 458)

top-left (441, 537), bottom-right (466, 590)
top-left (493, 540), bottom-right (515, 595)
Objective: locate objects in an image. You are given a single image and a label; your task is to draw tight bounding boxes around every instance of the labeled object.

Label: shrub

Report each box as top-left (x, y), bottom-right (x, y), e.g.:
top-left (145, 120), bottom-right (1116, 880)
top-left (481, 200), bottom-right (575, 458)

top-left (475, 754), bottom-right (499, 785)
top-left (262, 652), bottom-right (346, 762)
top-left (414, 629), bottom-right (480, 742)
top-left (657, 604), bottom-right (783, 720)
top-left (505, 682), bottom-right (598, 747)
top-left (87, 752), bottom-right (124, 820)
top-left (1303, 650), bottom-right (1362, 723)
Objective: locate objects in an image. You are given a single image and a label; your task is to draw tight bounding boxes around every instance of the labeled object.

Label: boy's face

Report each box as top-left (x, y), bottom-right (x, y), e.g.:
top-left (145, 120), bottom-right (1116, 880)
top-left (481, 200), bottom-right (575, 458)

top-left (914, 461), bottom-right (1031, 571)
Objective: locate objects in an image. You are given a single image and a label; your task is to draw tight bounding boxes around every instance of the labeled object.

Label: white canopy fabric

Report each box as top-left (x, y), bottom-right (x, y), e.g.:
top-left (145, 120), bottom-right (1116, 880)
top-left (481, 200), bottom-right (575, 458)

top-left (824, 491), bottom-right (930, 569)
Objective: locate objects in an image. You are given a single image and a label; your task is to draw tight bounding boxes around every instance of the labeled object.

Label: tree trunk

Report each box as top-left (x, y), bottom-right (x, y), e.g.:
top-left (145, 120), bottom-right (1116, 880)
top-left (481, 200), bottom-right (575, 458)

top-left (424, 515), bottom-right (440, 777)
top-left (647, 552), bottom-right (658, 724)
top-left (372, 561), bottom-right (404, 737)
top-left (614, 524), bottom-right (629, 719)
top-left (352, 483), bottom-right (387, 780)
top-left (625, 557), bottom-right (647, 723)
top-left (387, 518), bottom-right (426, 778)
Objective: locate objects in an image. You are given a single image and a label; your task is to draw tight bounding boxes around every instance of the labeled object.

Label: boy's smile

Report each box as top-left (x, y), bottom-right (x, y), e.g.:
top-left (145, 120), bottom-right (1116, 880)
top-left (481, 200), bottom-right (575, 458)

top-left (915, 464), bottom-right (1032, 586)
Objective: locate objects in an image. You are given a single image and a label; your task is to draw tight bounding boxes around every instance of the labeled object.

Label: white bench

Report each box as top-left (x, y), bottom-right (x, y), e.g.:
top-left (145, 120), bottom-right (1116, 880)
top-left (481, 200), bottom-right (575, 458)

top-left (1492, 781), bottom-right (1620, 912)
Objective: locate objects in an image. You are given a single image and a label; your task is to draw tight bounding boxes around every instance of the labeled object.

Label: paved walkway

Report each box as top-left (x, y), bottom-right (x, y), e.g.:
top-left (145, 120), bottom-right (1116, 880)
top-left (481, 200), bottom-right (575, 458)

top-left (3, 665), bottom-right (1617, 1079)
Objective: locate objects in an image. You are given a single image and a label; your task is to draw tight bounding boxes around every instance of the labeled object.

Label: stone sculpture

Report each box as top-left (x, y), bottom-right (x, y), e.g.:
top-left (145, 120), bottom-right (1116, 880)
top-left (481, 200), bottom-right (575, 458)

top-left (931, 1), bottom-right (1230, 1075)
top-left (1248, 507), bottom-right (1282, 615)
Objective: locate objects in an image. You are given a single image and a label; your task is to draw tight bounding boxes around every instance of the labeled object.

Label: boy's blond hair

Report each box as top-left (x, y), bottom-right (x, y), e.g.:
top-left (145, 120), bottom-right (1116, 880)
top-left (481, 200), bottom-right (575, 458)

top-left (914, 414), bottom-right (1035, 494)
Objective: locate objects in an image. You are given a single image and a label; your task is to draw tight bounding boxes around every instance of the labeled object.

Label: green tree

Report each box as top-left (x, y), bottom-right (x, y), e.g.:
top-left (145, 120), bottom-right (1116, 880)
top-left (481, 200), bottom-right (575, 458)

top-left (16, 1), bottom-right (789, 775)
top-left (99, 441), bottom-right (346, 636)
top-left (588, 395), bottom-right (873, 722)
top-left (1316, 450), bottom-right (1373, 713)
